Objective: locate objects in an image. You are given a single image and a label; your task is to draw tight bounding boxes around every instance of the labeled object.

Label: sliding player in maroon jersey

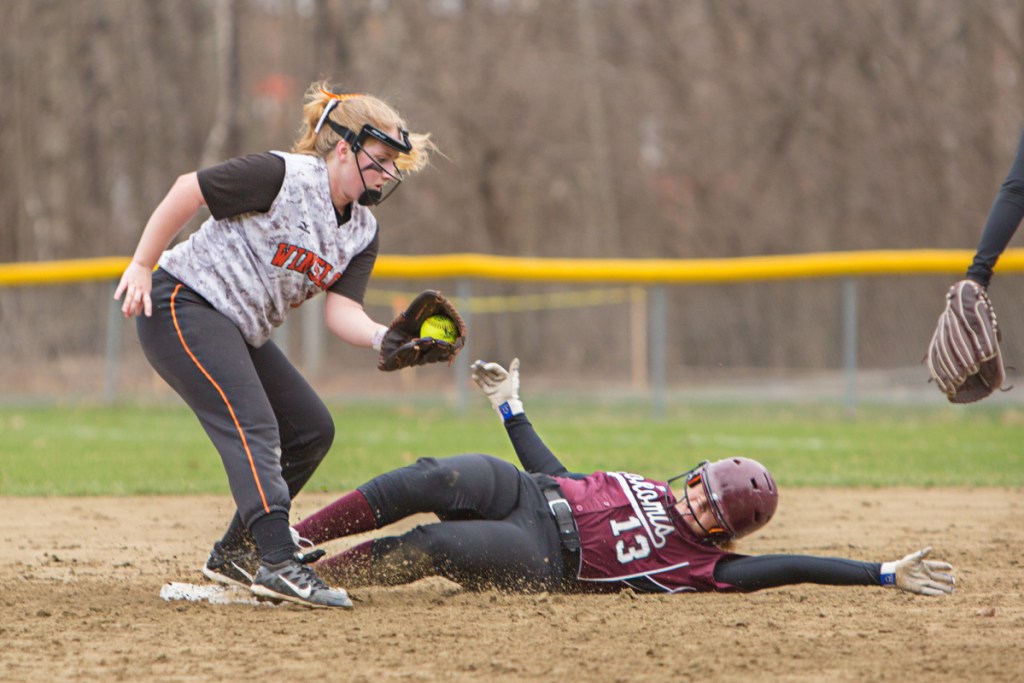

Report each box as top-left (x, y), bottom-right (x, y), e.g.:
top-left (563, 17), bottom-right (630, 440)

top-left (293, 359), bottom-right (955, 597)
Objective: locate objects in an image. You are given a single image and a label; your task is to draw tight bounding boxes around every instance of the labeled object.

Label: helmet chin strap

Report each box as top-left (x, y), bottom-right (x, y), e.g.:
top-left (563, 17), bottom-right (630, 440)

top-left (355, 161), bottom-right (383, 206)
top-left (358, 191), bottom-right (383, 206)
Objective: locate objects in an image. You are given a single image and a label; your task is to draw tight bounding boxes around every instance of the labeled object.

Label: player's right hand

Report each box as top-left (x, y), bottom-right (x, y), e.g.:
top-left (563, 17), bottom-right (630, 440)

top-left (114, 261), bottom-right (154, 318)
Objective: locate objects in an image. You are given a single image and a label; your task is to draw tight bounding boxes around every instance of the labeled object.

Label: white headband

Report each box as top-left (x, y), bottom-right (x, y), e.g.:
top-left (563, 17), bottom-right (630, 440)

top-left (314, 98), bottom-right (340, 135)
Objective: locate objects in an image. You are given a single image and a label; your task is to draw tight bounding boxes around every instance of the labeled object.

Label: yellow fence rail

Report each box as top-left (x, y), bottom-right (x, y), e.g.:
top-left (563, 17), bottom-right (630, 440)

top-left (3, 250), bottom-right (1021, 412)
top-left (3, 249), bottom-right (1024, 287)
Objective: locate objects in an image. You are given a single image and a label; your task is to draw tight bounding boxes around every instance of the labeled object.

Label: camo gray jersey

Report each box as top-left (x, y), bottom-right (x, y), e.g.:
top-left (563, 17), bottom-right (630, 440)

top-left (159, 151), bottom-right (377, 347)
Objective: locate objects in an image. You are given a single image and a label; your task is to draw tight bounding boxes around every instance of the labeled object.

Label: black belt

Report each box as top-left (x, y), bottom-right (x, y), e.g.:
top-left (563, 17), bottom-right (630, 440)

top-left (532, 474), bottom-right (581, 554)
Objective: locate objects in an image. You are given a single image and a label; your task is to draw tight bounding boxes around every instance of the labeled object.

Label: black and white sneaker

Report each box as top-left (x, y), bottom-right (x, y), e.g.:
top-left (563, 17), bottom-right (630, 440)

top-left (251, 556), bottom-right (352, 609)
top-left (201, 541), bottom-right (259, 588)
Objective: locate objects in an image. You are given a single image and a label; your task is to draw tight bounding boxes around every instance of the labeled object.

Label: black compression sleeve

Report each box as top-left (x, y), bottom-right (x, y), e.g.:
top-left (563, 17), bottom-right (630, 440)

top-left (713, 554), bottom-right (881, 591)
top-left (966, 128), bottom-right (1024, 288)
top-left (503, 414), bottom-right (570, 476)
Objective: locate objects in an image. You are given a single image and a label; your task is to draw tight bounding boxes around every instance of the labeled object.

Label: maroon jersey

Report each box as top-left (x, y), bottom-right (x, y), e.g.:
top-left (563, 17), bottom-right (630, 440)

top-left (555, 471), bottom-right (743, 593)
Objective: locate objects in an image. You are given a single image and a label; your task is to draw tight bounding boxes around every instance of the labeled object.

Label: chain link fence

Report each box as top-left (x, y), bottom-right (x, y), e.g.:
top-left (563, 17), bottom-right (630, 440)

top-left (2, 259), bottom-right (1021, 410)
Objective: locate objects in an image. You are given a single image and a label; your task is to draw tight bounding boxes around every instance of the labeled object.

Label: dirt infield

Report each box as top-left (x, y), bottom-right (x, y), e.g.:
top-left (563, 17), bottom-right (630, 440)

top-left (1, 488), bottom-right (1022, 682)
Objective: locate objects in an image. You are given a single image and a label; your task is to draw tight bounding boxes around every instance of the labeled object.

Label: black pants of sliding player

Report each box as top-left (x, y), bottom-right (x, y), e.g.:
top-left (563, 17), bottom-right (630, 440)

top-left (137, 269), bottom-right (334, 552)
top-left (357, 454), bottom-right (567, 591)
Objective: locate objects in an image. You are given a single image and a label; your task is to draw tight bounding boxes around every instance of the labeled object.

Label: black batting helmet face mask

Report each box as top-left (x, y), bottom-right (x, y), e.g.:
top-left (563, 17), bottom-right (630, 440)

top-left (328, 120), bottom-right (411, 206)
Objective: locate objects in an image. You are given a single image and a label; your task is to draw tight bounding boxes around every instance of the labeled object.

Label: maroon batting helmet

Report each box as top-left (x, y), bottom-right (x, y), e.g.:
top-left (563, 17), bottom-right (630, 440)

top-left (673, 457), bottom-right (779, 542)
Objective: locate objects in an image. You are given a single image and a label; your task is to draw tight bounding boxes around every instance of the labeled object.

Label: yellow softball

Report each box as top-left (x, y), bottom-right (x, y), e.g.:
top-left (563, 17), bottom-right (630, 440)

top-left (419, 314), bottom-right (458, 343)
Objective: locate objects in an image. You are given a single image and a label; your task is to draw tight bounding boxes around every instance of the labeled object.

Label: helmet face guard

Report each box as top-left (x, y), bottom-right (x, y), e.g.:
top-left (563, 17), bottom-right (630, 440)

top-left (330, 122), bottom-right (410, 206)
top-left (671, 461), bottom-right (733, 542)
top-left (670, 458), bottom-right (779, 543)
top-left (316, 101), bottom-right (412, 206)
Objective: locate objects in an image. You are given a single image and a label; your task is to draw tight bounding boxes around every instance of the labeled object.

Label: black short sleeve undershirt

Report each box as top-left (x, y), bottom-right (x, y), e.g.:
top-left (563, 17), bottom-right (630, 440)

top-left (329, 230), bottom-right (379, 303)
top-left (197, 152), bottom-right (287, 221)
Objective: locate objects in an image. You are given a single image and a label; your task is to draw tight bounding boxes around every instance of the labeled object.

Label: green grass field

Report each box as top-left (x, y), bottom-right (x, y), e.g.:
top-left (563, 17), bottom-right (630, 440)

top-left (0, 399), bottom-right (1021, 495)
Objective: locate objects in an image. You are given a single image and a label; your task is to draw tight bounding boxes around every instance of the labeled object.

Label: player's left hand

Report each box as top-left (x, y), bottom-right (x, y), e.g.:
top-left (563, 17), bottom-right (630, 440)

top-left (882, 547), bottom-right (955, 596)
top-left (925, 280), bottom-right (1005, 403)
top-left (471, 358), bottom-right (523, 420)
top-left (377, 290), bottom-right (467, 371)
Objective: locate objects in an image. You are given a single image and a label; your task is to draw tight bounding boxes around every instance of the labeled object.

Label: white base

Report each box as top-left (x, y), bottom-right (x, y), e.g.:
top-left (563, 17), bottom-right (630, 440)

top-left (159, 581), bottom-right (275, 606)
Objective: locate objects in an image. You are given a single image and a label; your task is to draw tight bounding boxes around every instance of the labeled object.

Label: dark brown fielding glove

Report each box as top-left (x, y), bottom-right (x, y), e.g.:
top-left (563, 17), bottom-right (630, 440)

top-left (378, 290), bottom-right (467, 371)
top-left (925, 280), bottom-right (1005, 403)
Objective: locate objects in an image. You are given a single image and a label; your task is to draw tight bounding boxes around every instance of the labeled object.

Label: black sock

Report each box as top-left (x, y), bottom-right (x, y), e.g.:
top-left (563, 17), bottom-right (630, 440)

top-left (250, 511), bottom-right (295, 565)
top-left (219, 512), bottom-right (256, 551)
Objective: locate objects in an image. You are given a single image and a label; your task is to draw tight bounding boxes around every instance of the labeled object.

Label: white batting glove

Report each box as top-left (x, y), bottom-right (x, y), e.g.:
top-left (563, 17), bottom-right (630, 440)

top-left (880, 547), bottom-right (955, 596)
top-left (471, 358), bottom-right (523, 421)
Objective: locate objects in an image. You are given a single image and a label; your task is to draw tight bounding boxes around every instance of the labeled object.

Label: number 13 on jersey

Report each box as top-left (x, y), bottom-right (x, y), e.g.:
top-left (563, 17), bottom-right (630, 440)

top-left (610, 516), bottom-right (651, 564)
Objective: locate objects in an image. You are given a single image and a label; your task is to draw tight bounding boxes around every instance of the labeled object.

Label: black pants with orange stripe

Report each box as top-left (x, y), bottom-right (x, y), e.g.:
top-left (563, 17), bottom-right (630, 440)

top-left (137, 269), bottom-right (334, 532)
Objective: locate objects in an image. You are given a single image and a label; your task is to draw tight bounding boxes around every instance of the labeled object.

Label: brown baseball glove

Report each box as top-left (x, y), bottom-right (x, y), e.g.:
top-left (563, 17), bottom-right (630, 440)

top-left (925, 280), bottom-right (1005, 403)
top-left (378, 290), bottom-right (467, 371)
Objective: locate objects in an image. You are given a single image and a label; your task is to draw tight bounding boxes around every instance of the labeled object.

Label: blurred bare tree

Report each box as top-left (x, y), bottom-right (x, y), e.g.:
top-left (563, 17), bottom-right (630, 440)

top-left (2, 0), bottom-right (1024, 388)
